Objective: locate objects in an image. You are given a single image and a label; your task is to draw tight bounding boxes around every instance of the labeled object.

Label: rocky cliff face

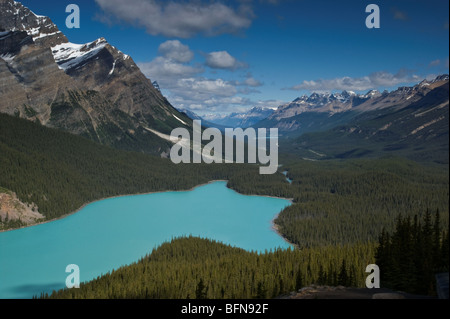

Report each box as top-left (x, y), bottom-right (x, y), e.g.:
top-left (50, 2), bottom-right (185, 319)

top-left (0, 0), bottom-right (67, 47)
top-left (0, 0), bottom-right (191, 155)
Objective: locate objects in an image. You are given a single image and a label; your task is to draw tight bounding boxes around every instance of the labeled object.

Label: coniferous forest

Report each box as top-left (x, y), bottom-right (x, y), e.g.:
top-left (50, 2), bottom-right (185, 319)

top-left (1, 112), bottom-right (449, 298)
top-left (45, 236), bottom-right (377, 299)
top-left (375, 211), bottom-right (449, 295)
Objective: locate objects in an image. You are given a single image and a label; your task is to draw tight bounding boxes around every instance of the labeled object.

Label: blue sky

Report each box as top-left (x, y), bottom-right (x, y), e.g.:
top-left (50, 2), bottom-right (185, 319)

top-left (20, 0), bottom-right (449, 115)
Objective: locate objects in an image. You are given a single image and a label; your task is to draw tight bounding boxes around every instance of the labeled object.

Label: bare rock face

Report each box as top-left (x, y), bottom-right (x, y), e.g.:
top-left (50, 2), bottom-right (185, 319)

top-left (0, 0), bottom-right (191, 155)
top-left (0, 30), bottom-right (73, 122)
top-left (0, 30), bottom-right (33, 55)
top-left (0, 0), bottom-right (67, 47)
top-left (0, 189), bottom-right (44, 227)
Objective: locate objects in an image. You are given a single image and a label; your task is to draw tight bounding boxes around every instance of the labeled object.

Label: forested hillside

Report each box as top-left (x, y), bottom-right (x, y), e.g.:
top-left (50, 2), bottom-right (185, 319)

top-left (45, 236), bottom-right (377, 299)
top-left (277, 158), bottom-right (449, 247)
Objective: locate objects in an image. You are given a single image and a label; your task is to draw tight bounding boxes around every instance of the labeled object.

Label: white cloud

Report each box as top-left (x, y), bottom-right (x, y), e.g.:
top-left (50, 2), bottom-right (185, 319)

top-left (176, 78), bottom-right (238, 97)
top-left (429, 59), bottom-right (441, 67)
top-left (138, 57), bottom-right (203, 86)
top-left (163, 77), bottom-right (269, 113)
top-left (255, 99), bottom-right (285, 110)
top-left (243, 76), bottom-right (263, 87)
top-left (158, 40), bottom-right (194, 63)
top-left (289, 70), bottom-right (421, 92)
top-left (205, 51), bottom-right (247, 70)
top-left (137, 40), bottom-right (265, 114)
top-left (95, 0), bottom-right (253, 38)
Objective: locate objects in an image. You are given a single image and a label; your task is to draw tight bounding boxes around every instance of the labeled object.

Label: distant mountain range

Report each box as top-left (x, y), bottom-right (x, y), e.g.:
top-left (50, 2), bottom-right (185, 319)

top-left (0, 0), bottom-right (192, 156)
top-left (181, 107), bottom-right (275, 129)
top-left (255, 75), bottom-right (449, 135)
top-left (180, 75), bottom-right (449, 164)
top-left (275, 75), bottom-right (449, 164)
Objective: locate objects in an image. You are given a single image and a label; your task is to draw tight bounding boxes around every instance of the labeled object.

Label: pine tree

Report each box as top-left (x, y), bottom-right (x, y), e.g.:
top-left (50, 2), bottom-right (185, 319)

top-left (255, 282), bottom-right (267, 299)
top-left (441, 230), bottom-right (449, 270)
top-left (195, 279), bottom-right (208, 299)
top-left (433, 210), bottom-right (442, 270)
top-left (295, 268), bottom-right (303, 290)
top-left (338, 259), bottom-right (349, 287)
top-left (317, 265), bottom-right (326, 286)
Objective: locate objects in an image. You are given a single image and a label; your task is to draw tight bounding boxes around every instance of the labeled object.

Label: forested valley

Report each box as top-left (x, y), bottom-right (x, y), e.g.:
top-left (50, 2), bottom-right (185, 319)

top-left (1, 112), bottom-right (448, 298)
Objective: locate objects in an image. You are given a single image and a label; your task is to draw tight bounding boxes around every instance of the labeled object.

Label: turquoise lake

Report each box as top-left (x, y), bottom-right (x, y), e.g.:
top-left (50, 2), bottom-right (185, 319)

top-left (0, 181), bottom-right (292, 299)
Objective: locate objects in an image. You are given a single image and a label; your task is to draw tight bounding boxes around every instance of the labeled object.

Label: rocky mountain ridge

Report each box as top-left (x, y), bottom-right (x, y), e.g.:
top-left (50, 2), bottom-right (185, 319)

top-left (0, 0), bottom-right (191, 155)
top-left (256, 75), bottom-right (449, 134)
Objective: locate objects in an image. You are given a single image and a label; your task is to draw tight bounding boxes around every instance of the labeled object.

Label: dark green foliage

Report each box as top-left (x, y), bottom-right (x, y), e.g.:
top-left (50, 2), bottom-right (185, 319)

top-left (275, 158), bottom-right (449, 247)
top-left (195, 279), bottom-right (208, 299)
top-left (375, 211), bottom-right (449, 295)
top-left (23, 105), bottom-right (37, 118)
top-left (295, 268), bottom-right (303, 291)
top-left (45, 236), bottom-right (376, 299)
top-left (255, 281), bottom-right (268, 299)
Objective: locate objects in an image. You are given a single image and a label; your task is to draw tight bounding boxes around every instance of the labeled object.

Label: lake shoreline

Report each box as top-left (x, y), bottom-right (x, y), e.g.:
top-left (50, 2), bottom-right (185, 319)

top-left (0, 180), bottom-right (226, 234)
top-left (270, 213), bottom-right (299, 250)
top-left (0, 180), bottom-right (294, 242)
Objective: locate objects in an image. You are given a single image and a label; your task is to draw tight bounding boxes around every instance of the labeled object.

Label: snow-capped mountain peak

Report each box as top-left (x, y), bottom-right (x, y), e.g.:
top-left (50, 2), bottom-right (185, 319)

top-left (0, 0), bottom-right (68, 47)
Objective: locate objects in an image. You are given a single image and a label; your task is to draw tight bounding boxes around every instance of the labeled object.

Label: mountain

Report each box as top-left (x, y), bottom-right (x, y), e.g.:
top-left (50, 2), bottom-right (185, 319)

top-left (280, 76), bottom-right (449, 164)
top-left (178, 108), bottom-right (203, 121)
top-left (202, 107), bottom-right (275, 128)
top-left (256, 75), bottom-right (449, 138)
top-left (0, 0), bottom-right (192, 155)
top-left (255, 91), bottom-right (376, 135)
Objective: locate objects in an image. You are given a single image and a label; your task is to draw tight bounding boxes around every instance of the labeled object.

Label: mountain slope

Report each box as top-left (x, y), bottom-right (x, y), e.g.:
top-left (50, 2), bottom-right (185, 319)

top-left (256, 75), bottom-right (449, 140)
top-left (256, 90), bottom-right (372, 135)
top-left (0, 0), bottom-right (192, 155)
top-left (282, 79), bottom-right (449, 164)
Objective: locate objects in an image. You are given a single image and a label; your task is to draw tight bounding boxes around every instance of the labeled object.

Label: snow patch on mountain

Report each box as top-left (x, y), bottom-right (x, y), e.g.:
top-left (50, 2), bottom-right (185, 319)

top-left (173, 114), bottom-right (187, 125)
top-left (51, 38), bottom-right (107, 71)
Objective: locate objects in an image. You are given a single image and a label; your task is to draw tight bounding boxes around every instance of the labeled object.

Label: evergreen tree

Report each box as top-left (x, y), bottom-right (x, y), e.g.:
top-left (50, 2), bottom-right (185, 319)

top-left (295, 268), bottom-right (303, 291)
top-left (317, 265), bottom-right (326, 286)
top-left (433, 210), bottom-right (442, 269)
top-left (441, 230), bottom-right (449, 270)
top-left (195, 279), bottom-right (208, 299)
top-left (255, 282), bottom-right (267, 299)
top-left (337, 259), bottom-right (349, 286)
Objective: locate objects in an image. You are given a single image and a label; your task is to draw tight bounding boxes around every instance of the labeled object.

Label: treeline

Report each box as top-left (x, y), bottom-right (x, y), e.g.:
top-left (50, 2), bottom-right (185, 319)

top-left (45, 236), bottom-right (376, 299)
top-left (276, 158), bottom-right (449, 247)
top-left (376, 210), bottom-right (449, 295)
